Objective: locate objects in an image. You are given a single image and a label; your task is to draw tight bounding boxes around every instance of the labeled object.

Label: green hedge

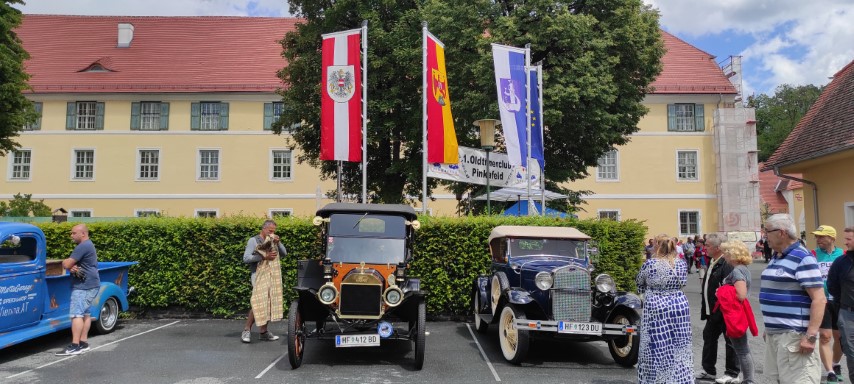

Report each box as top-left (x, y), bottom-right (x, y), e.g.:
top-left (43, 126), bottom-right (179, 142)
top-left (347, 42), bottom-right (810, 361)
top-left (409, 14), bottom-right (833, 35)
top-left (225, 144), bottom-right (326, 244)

top-left (38, 215), bottom-right (645, 317)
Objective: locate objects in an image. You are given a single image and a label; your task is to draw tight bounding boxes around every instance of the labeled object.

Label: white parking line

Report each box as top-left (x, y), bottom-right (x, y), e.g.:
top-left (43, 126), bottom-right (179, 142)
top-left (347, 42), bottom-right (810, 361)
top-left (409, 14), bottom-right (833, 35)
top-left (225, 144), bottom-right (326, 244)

top-left (465, 323), bottom-right (501, 382)
top-left (5, 320), bottom-right (181, 380)
top-left (255, 352), bottom-right (287, 379)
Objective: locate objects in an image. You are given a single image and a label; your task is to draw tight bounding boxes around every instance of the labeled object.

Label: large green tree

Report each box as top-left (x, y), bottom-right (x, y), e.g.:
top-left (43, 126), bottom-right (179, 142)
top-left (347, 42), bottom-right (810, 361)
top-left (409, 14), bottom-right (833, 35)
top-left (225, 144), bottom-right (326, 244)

top-left (0, 193), bottom-right (52, 217)
top-left (0, 0), bottom-right (37, 154)
top-left (749, 84), bottom-right (823, 162)
top-left (275, 0), bottom-right (664, 204)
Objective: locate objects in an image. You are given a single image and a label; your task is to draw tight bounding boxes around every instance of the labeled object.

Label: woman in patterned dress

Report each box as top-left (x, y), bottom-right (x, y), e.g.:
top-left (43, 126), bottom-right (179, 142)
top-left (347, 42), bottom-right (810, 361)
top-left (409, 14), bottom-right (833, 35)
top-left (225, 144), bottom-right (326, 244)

top-left (636, 234), bottom-right (694, 383)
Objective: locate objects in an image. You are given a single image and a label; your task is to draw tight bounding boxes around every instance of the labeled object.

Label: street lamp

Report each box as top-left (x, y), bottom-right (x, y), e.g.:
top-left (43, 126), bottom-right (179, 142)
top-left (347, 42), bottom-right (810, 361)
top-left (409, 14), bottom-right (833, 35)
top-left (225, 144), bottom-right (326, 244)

top-left (474, 119), bottom-right (499, 215)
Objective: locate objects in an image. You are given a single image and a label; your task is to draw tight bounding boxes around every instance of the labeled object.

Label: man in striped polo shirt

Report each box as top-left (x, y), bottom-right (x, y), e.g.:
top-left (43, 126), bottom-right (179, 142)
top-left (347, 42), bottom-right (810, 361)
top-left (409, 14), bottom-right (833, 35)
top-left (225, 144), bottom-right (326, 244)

top-left (760, 214), bottom-right (826, 383)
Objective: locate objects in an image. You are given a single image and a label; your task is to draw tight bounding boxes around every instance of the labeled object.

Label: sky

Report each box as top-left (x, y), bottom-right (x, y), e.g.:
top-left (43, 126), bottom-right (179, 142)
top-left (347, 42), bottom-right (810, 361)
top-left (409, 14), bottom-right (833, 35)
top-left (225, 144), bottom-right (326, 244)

top-left (13, 0), bottom-right (854, 97)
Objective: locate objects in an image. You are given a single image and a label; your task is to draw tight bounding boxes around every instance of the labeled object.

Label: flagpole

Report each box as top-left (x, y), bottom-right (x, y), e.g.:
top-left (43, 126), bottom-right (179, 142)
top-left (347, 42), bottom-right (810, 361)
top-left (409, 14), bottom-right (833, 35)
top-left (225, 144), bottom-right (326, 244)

top-left (421, 22), bottom-right (428, 215)
top-left (361, 20), bottom-right (368, 204)
top-left (525, 44), bottom-right (532, 216)
top-left (336, 160), bottom-right (342, 202)
top-left (537, 64), bottom-right (545, 215)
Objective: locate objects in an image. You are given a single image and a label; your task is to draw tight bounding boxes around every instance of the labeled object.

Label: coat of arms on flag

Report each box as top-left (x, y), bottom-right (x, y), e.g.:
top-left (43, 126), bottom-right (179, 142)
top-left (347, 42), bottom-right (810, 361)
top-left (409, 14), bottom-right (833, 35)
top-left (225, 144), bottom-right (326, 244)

top-left (431, 69), bottom-right (448, 106)
top-left (499, 78), bottom-right (522, 112)
top-left (327, 65), bottom-right (356, 103)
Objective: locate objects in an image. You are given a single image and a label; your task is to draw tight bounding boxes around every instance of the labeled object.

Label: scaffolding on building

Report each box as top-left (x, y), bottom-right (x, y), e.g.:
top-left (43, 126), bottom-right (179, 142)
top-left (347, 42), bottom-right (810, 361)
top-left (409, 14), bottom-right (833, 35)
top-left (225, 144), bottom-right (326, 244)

top-left (714, 55), bottom-right (761, 233)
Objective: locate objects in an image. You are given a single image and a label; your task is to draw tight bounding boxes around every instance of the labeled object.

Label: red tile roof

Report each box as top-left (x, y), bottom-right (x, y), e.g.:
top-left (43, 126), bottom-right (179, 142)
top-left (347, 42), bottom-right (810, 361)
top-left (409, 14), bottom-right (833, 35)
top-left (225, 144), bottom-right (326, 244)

top-left (650, 31), bottom-right (737, 94)
top-left (763, 59), bottom-right (854, 170)
top-left (757, 162), bottom-right (802, 214)
top-left (17, 15), bottom-right (298, 93)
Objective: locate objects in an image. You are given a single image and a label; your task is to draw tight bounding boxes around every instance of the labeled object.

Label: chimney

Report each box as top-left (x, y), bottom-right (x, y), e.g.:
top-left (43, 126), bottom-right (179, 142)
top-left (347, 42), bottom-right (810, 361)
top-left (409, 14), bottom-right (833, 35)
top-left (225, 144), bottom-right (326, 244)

top-left (117, 23), bottom-right (134, 48)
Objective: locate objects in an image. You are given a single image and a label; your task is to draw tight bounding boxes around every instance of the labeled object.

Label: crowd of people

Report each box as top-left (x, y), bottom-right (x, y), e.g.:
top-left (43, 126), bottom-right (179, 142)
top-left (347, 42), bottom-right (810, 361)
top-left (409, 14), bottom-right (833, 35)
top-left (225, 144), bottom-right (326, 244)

top-left (638, 213), bottom-right (854, 384)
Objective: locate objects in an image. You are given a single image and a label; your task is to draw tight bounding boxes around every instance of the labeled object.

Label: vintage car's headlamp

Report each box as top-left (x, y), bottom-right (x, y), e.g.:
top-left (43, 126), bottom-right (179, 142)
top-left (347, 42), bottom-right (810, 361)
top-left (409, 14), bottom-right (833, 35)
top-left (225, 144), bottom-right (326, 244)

top-left (383, 286), bottom-right (404, 307)
top-left (534, 272), bottom-right (553, 290)
top-left (317, 283), bottom-right (338, 304)
top-left (595, 274), bottom-right (616, 293)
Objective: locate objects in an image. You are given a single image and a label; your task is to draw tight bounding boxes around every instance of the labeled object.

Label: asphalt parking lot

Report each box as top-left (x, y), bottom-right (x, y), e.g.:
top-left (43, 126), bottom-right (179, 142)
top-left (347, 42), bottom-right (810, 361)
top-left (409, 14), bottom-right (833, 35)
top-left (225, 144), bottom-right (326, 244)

top-left (0, 261), bottom-right (839, 384)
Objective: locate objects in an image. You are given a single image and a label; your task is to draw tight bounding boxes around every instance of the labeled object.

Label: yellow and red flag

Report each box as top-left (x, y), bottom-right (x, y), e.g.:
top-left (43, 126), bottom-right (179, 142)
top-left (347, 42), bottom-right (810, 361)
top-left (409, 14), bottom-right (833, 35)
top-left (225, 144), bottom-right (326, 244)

top-left (425, 30), bottom-right (458, 164)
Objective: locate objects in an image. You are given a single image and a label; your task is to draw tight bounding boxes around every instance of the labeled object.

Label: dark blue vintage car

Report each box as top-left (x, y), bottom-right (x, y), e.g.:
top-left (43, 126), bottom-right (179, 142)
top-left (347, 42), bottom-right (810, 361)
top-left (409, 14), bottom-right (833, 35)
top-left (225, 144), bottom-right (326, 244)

top-left (472, 225), bottom-right (640, 366)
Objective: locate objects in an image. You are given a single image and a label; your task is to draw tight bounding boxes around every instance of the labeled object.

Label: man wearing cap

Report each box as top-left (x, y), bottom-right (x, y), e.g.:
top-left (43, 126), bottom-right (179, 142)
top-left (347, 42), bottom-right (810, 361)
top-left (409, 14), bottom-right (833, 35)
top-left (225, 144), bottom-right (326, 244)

top-left (815, 225), bottom-right (845, 382)
top-left (828, 227), bottom-right (854, 383)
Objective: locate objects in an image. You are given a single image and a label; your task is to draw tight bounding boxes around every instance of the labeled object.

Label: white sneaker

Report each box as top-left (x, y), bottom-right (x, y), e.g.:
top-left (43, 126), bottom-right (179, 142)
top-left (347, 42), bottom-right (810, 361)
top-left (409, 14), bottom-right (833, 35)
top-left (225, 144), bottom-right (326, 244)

top-left (259, 330), bottom-right (279, 341)
top-left (715, 374), bottom-right (740, 384)
top-left (241, 330), bottom-right (251, 343)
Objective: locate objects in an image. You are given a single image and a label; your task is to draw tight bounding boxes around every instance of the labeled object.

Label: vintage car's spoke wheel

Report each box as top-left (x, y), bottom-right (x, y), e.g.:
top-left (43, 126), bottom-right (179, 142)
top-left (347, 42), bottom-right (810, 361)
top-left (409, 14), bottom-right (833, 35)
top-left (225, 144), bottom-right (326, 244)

top-left (413, 299), bottom-right (426, 370)
top-left (607, 312), bottom-right (640, 367)
top-left (287, 300), bottom-right (305, 369)
top-left (473, 289), bottom-right (489, 333)
top-left (490, 273), bottom-right (508, 316)
top-left (498, 304), bottom-right (529, 364)
top-left (94, 297), bottom-right (119, 334)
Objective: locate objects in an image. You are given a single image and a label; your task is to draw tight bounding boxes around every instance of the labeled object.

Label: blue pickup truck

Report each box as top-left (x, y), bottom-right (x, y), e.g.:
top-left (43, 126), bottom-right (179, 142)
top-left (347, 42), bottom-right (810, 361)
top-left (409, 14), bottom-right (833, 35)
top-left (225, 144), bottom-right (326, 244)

top-left (0, 222), bottom-right (136, 349)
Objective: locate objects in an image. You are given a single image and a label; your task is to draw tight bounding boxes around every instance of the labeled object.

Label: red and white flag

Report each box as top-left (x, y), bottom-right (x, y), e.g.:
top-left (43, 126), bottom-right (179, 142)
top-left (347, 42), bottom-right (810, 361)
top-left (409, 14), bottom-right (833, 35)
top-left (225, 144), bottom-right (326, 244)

top-left (321, 29), bottom-right (362, 162)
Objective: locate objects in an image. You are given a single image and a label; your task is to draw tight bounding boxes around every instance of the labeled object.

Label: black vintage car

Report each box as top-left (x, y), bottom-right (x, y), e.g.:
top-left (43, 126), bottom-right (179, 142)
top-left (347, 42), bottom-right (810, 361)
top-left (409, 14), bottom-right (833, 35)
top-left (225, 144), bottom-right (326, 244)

top-left (472, 225), bottom-right (641, 366)
top-left (287, 203), bottom-right (426, 370)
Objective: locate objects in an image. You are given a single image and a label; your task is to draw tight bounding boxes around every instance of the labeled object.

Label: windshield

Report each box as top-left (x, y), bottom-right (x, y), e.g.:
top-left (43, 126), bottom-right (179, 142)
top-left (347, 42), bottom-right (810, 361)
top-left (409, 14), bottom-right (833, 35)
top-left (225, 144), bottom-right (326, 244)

top-left (326, 237), bottom-right (406, 264)
top-left (508, 238), bottom-right (586, 259)
top-left (325, 213), bottom-right (408, 264)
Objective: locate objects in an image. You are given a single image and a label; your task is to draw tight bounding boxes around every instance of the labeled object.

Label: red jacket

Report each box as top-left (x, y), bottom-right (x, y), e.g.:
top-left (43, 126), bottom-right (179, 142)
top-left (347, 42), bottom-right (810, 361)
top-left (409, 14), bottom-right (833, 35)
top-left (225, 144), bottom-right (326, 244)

top-left (714, 284), bottom-right (758, 338)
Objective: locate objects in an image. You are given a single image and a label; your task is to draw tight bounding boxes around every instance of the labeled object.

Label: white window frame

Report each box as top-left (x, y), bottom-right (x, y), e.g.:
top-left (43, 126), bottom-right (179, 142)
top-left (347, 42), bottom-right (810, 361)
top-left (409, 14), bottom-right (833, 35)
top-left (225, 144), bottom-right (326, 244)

top-left (676, 149), bottom-right (700, 182)
top-left (76, 101), bottom-right (98, 130)
top-left (596, 150), bottom-right (619, 182)
top-left (268, 209), bottom-right (293, 218)
top-left (196, 148), bottom-right (221, 181)
top-left (136, 148), bottom-right (161, 181)
top-left (678, 209), bottom-right (701, 237)
top-left (134, 209), bottom-right (160, 217)
top-left (845, 202), bottom-right (854, 228)
top-left (269, 149), bottom-right (293, 181)
top-left (7, 148), bottom-right (33, 181)
top-left (140, 101), bottom-right (162, 131)
top-left (597, 209), bottom-right (621, 221)
top-left (69, 209), bottom-right (93, 218)
top-left (195, 209), bottom-right (219, 218)
top-left (673, 103), bottom-right (696, 132)
top-left (200, 102), bottom-right (220, 131)
top-left (70, 148), bottom-right (96, 181)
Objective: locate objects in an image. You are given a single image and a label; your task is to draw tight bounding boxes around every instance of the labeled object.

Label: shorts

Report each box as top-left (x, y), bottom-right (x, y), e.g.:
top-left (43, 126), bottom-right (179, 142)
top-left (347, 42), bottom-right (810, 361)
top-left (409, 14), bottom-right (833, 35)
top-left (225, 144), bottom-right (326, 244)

top-left (70, 288), bottom-right (99, 318)
top-left (821, 301), bottom-right (839, 330)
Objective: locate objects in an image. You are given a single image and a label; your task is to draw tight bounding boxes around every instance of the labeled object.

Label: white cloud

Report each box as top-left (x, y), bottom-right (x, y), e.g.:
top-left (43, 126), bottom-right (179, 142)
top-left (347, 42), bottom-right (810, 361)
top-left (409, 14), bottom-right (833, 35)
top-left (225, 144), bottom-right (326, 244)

top-left (15, 0), bottom-right (290, 17)
top-left (649, 0), bottom-right (854, 94)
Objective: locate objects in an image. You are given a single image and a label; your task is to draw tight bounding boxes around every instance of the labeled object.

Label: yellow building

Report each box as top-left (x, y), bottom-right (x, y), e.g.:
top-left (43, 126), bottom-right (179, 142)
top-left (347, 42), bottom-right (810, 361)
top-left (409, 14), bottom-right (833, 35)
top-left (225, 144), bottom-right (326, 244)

top-left (762, 58), bottom-right (854, 250)
top-left (4, 15), bottom-right (335, 218)
top-left (562, 32), bottom-right (760, 239)
top-left (4, 16), bottom-right (759, 236)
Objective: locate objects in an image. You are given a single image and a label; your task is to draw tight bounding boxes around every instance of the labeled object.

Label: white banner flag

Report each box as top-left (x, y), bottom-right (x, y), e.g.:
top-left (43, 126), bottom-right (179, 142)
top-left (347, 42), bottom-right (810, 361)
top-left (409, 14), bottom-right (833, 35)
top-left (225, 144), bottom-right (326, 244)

top-left (427, 146), bottom-right (540, 188)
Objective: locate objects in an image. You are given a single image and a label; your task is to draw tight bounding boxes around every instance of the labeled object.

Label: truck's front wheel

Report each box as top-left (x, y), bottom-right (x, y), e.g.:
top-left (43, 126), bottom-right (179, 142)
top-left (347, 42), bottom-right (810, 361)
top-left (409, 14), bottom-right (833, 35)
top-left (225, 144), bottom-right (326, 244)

top-left (94, 297), bottom-right (119, 334)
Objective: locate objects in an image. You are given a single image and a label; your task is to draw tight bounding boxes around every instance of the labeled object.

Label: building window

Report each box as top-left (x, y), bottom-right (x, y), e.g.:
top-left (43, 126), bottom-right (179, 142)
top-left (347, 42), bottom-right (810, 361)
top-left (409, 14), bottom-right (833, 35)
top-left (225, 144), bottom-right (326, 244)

top-left (70, 210), bottom-right (92, 218)
top-left (677, 150), bottom-right (699, 181)
top-left (191, 102), bottom-right (229, 131)
top-left (131, 102), bottom-right (169, 131)
top-left (23, 102), bottom-right (42, 131)
top-left (679, 210), bottom-right (700, 236)
top-left (195, 210), bottom-right (218, 218)
top-left (198, 149), bottom-right (220, 180)
top-left (73, 150), bottom-right (95, 180)
top-left (264, 102), bottom-right (286, 130)
top-left (667, 103), bottom-right (705, 132)
top-left (135, 210), bottom-right (160, 217)
top-left (271, 150), bottom-right (292, 180)
top-left (598, 210), bottom-right (620, 221)
top-left (269, 209), bottom-right (292, 218)
top-left (138, 149), bottom-right (160, 180)
top-left (596, 150), bottom-right (618, 181)
top-left (66, 102), bottom-right (104, 130)
top-left (9, 150), bottom-right (32, 180)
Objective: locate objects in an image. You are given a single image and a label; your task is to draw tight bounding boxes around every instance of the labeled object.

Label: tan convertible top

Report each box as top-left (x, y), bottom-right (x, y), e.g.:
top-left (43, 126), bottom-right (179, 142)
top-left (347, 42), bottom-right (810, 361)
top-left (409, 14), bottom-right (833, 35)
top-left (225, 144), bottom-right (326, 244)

top-left (488, 225), bottom-right (591, 242)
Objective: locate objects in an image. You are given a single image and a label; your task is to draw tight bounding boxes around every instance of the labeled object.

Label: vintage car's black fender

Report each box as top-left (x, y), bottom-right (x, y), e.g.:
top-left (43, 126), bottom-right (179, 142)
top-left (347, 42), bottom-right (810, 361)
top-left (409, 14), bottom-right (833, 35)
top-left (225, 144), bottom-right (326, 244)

top-left (604, 292), bottom-right (642, 323)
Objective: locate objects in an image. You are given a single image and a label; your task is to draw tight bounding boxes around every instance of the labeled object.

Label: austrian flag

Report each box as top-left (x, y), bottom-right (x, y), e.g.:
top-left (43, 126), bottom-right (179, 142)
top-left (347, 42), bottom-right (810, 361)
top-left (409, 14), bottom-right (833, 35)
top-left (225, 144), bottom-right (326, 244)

top-left (321, 29), bottom-right (362, 162)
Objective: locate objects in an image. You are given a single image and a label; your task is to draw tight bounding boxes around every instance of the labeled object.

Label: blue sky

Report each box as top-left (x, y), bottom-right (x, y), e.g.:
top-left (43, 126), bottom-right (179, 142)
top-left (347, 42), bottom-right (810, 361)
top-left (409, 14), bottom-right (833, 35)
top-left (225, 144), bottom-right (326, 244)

top-left (15, 0), bottom-right (854, 97)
